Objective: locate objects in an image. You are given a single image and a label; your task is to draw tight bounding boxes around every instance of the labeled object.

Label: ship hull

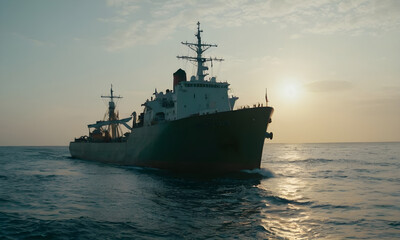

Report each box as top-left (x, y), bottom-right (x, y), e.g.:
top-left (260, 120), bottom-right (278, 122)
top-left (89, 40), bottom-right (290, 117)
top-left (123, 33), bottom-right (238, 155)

top-left (69, 107), bottom-right (273, 172)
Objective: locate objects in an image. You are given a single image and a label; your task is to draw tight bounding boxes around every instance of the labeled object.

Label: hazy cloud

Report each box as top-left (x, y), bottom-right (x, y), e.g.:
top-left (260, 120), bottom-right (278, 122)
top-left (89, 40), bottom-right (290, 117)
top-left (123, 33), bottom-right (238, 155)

top-left (12, 32), bottom-right (52, 47)
top-left (97, 17), bottom-right (126, 23)
top-left (382, 85), bottom-right (400, 93)
top-left (304, 80), bottom-right (353, 93)
top-left (290, 34), bottom-right (302, 39)
top-left (308, 0), bottom-right (400, 34)
top-left (106, 13), bottom-right (189, 51)
top-left (102, 0), bottom-right (400, 51)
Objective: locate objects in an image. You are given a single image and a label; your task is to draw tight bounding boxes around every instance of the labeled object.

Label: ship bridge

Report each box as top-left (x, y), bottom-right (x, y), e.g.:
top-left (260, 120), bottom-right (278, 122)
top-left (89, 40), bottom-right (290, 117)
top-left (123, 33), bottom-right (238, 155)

top-left (140, 22), bottom-right (238, 126)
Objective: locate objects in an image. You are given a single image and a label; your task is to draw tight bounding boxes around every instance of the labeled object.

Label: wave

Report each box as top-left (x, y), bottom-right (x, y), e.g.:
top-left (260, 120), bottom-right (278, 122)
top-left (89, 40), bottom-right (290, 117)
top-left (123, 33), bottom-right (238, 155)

top-left (0, 214), bottom-right (141, 240)
top-left (0, 175), bottom-right (8, 180)
top-left (266, 195), bottom-right (313, 206)
top-left (311, 204), bottom-right (360, 210)
top-left (388, 221), bottom-right (400, 227)
top-left (241, 168), bottom-right (275, 178)
top-left (289, 158), bottom-right (334, 163)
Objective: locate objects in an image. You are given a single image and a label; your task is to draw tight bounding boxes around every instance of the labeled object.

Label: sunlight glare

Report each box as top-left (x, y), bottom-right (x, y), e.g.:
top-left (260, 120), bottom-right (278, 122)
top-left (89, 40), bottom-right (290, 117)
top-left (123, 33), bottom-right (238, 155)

top-left (282, 78), bottom-right (302, 101)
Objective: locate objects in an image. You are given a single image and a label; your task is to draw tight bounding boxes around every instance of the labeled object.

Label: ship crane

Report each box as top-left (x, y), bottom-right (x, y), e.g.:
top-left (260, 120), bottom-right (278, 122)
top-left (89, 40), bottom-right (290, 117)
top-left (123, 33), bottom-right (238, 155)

top-left (177, 22), bottom-right (223, 81)
top-left (87, 85), bottom-right (132, 140)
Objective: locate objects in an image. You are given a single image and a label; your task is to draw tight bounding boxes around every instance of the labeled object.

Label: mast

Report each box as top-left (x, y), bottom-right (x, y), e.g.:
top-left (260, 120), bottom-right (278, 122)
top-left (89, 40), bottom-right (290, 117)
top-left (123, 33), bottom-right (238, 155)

top-left (177, 22), bottom-right (223, 81)
top-left (101, 84), bottom-right (122, 138)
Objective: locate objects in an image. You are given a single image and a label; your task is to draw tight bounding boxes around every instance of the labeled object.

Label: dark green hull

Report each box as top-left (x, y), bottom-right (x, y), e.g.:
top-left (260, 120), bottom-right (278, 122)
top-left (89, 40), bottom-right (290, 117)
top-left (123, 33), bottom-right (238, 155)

top-left (69, 107), bottom-right (273, 172)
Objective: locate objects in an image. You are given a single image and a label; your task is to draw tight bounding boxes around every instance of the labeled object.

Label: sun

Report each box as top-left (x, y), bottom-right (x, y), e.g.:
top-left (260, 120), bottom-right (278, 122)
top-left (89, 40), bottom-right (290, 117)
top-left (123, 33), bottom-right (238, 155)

top-left (283, 82), bottom-right (301, 100)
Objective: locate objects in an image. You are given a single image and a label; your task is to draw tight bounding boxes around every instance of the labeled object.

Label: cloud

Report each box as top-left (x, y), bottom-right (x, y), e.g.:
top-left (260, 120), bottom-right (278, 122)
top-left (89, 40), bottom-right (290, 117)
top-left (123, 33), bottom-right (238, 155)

top-left (97, 16), bottom-right (126, 23)
top-left (304, 80), bottom-right (353, 93)
top-left (106, 14), bottom-right (189, 51)
top-left (290, 34), bottom-right (302, 39)
top-left (12, 32), bottom-right (52, 47)
top-left (307, 0), bottom-right (400, 34)
top-left (102, 0), bottom-right (400, 51)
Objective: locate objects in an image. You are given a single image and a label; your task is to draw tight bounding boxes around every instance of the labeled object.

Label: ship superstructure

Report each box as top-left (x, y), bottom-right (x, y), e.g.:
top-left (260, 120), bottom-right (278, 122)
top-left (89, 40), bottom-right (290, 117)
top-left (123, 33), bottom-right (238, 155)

top-left (70, 22), bottom-right (274, 172)
top-left (139, 22), bottom-right (238, 126)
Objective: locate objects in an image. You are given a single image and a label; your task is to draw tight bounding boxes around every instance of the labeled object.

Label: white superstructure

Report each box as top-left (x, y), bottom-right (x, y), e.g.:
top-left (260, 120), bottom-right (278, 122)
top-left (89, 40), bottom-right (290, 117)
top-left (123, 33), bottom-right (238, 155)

top-left (140, 22), bottom-right (238, 126)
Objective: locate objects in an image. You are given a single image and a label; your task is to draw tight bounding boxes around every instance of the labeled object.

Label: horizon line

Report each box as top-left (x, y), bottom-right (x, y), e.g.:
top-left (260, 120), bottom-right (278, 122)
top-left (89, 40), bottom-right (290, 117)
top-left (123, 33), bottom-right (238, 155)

top-left (1, 141), bottom-right (399, 147)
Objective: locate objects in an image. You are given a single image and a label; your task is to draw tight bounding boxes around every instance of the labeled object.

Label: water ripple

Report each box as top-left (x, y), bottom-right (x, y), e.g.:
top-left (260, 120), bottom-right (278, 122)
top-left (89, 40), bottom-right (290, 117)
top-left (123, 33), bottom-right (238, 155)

top-left (1, 144), bottom-right (400, 239)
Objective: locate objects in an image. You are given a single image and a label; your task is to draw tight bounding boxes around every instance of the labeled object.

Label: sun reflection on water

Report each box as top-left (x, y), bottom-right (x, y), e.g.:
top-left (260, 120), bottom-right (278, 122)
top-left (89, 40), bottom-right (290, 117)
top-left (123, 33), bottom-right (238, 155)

top-left (257, 165), bottom-right (315, 239)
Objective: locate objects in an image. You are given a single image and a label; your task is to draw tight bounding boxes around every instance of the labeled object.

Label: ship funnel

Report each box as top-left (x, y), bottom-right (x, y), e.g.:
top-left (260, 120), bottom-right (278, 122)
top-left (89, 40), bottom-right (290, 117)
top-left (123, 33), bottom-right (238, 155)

top-left (173, 68), bottom-right (187, 91)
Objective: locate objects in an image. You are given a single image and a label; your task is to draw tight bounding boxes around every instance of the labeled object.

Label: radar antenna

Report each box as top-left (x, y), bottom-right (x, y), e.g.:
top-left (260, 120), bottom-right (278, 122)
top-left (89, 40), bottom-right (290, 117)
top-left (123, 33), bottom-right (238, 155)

top-left (177, 22), bottom-right (223, 81)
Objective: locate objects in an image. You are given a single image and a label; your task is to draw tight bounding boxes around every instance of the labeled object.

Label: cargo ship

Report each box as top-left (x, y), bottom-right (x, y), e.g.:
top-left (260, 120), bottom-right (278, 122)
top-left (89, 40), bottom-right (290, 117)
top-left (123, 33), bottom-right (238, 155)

top-left (69, 22), bottom-right (274, 172)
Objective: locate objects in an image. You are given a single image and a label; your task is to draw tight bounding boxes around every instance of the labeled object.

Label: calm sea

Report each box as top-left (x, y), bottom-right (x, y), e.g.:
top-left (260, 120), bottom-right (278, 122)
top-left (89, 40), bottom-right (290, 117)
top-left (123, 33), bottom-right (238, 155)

top-left (0, 142), bottom-right (399, 239)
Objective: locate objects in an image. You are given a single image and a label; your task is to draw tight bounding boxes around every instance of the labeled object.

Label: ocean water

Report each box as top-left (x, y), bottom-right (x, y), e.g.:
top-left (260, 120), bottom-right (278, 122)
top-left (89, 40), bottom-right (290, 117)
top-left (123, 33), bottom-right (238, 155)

top-left (0, 143), bottom-right (399, 239)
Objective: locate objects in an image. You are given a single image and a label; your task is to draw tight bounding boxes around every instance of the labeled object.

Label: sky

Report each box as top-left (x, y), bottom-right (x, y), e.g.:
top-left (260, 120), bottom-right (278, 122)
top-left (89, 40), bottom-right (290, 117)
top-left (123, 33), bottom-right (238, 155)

top-left (1, 0), bottom-right (400, 146)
